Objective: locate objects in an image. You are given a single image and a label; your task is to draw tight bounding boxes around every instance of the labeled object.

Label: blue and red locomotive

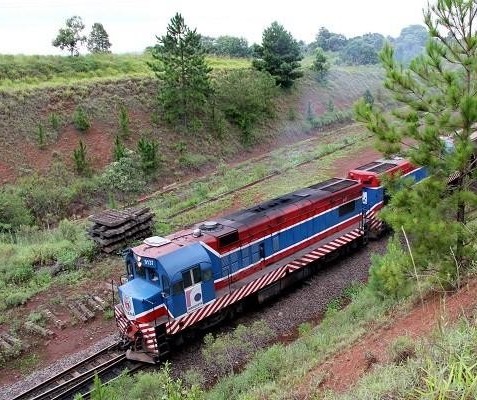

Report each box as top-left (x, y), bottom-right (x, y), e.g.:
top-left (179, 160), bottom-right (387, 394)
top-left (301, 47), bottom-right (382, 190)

top-left (115, 157), bottom-right (426, 363)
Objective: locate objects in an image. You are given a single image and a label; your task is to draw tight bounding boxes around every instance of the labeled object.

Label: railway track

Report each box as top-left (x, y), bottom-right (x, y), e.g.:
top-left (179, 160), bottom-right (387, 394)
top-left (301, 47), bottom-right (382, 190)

top-left (12, 343), bottom-right (143, 400)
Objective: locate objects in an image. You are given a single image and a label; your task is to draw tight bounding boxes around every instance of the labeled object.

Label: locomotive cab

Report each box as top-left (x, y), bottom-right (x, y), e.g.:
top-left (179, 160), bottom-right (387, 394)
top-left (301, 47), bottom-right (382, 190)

top-left (116, 236), bottom-right (216, 362)
top-left (154, 242), bottom-right (215, 317)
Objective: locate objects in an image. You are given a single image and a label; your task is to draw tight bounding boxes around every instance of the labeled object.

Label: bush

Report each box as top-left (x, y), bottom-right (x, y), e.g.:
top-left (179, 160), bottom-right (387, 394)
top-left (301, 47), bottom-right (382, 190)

top-left (137, 137), bottom-right (160, 175)
top-left (35, 123), bottom-right (46, 149)
top-left (72, 106), bottom-right (90, 131)
top-left (389, 335), bottom-right (416, 365)
top-left (112, 135), bottom-right (127, 161)
top-left (99, 153), bottom-right (145, 194)
top-left (48, 112), bottom-right (61, 130)
top-left (213, 69), bottom-right (277, 143)
top-left (368, 236), bottom-right (413, 300)
top-left (179, 153), bottom-right (209, 171)
top-left (202, 320), bottom-right (273, 378)
top-left (17, 175), bottom-right (72, 226)
top-left (0, 187), bottom-right (32, 231)
top-left (118, 104), bottom-right (130, 138)
top-left (73, 140), bottom-right (90, 175)
top-left (58, 219), bottom-right (81, 242)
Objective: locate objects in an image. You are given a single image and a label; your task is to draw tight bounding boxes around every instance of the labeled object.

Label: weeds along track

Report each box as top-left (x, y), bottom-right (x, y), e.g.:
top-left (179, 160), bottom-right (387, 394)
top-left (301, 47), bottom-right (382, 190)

top-left (12, 343), bottom-right (142, 400)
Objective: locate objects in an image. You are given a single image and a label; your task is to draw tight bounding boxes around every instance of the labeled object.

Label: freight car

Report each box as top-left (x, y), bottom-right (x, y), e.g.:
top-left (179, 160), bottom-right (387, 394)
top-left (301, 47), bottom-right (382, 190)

top-left (115, 157), bottom-right (425, 363)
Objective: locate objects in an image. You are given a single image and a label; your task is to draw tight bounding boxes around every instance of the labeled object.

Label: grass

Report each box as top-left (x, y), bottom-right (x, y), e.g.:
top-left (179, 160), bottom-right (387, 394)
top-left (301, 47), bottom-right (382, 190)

top-left (10, 353), bottom-right (40, 374)
top-left (205, 286), bottom-right (394, 400)
top-left (0, 53), bottom-right (250, 90)
top-left (324, 316), bottom-right (477, 399)
top-left (0, 220), bottom-right (96, 312)
top-left (146, 125), bottom-right (371, 235)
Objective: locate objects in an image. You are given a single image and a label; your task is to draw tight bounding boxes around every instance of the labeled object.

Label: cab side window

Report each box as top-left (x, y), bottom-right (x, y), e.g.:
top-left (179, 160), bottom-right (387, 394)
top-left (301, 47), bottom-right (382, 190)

top-left (182, 265), bottom-right (202, 289)
top-left (135, 263), bottom-right (146, 279)
top-left (148, 268), bottom-right (159, 283)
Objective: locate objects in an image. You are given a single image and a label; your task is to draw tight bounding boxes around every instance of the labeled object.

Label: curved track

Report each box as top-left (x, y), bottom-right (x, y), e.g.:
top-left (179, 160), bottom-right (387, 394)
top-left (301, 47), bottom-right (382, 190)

top-left (12, 343), bottom-right (142, 400)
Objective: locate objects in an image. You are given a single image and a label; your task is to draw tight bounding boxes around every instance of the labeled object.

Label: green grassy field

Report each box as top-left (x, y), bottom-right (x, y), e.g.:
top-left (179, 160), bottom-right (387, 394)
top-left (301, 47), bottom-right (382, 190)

top-left (0, 53), bottom-right (250, 90)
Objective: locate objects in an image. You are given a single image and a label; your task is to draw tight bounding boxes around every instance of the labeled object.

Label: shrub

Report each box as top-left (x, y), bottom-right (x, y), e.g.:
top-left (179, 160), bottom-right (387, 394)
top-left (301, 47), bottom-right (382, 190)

top-left (73, 140), bottom-right (90, 175)
top-left (48, 112), bottom-right (60, 130)
top-left (137, 137), bottom-right (160, 175)
top-left (0, 188), bottom-right (32, 231)
top-left (5, 292), bottom-right (30, 309)
top-left (202, 320), bottom-right (272, 378)
top-left (118, 104), bottom-right (130, 138)
top-left (178, 153), bottom-right (208, 171)
top-left (58, 219), bottom-right (81, 242)
top-left (297, 322), bottom-right (313, 337)
top-left (324, 297), bottom-right (342, 318)
top-left (368, 236), bottom-right (413, 300)
top-left (17, 175), bottom-right (71, 226)
top-left (112, 135), bottom-right (127, 161)
top-left (363, 88), bottom-right (374, 107)
top-left (213, 69), bottom-right (276, 143)
top-left (72, 106), bottom-right (90, 131)
top-left (35, 123), bottom-right (46, 149)
top-left (108, 363), bottom-right (205, 400)
top-left (99, 153), bottom-right (145, 194)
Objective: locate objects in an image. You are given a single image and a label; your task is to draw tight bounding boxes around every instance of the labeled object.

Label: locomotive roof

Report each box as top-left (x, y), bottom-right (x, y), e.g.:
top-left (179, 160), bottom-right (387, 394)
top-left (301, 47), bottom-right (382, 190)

top-left (222, 178), bottom-right (359, 224)
top-left (133, 177), bottom-right (361, 258)
top-left (352, 159), bottom-right (400, 174)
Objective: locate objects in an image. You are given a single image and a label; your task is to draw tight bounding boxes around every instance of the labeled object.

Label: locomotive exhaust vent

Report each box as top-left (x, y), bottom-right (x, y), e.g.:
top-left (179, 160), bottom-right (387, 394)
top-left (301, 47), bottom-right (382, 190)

top-left (199, 221), bottom-right (222, 232)
top-left (143, 236), bottom-right (171, 247)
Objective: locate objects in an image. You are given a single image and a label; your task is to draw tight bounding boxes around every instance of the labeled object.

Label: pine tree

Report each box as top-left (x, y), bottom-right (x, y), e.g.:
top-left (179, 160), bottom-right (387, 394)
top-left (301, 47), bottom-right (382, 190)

top-left (252, 21), bottom-right (303, 88)
top-left (87, 23), bottom-right (112, 54)
top-left (311, 47), bottom-right (329, 82)
top-left (73, 140), bottom-right (89, 175)
top-left (113, 135), bottom-right (127, 161)
top-left (150, 13), bottom-right (212, 128)
top-left (118, 104), bottom-right (130, 138)
top-left (355, 0), bottom-right (477, 284)
top-left (137, 137), bottom-right (159, 176)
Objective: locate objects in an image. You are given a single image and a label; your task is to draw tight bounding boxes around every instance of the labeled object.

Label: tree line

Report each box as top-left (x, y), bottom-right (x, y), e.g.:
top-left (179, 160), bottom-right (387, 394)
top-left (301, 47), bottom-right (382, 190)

top-left (51, 14), bottom-right (427, 68)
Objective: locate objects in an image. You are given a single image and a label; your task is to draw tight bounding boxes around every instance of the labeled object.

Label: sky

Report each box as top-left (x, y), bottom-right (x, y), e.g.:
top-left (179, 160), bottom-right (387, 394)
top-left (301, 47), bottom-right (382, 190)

top-left (0, 0), bottom-right (431, 55)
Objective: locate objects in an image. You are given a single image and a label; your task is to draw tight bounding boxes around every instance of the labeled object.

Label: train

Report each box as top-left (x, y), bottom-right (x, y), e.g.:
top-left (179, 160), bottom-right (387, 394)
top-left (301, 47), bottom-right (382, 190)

top-left (114, 156), bottom-right (427, 363)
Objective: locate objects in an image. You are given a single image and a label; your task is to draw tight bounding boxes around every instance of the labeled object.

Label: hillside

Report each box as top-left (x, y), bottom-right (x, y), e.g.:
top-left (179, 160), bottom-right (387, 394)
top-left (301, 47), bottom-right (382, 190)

top-left (0, 56), bottom-right (405, 397)
top-left (0, 65), bottom-right (385, 186)
top-left (1, 57), bottom-right (476, 399)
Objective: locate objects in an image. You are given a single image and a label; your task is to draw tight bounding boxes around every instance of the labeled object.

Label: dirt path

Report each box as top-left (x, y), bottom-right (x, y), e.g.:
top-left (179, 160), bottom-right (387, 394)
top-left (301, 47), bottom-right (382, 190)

top-left (296, 279), bottom-right (477, 398)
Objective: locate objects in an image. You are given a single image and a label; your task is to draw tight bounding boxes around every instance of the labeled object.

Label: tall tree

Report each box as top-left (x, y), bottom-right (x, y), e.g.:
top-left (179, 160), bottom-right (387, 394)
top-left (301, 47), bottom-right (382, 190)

top-left (52, 16), bottom-right (87, 56)
top-left (340, 39), bottom-right (380, 65)
top-left (214, 36), bottom-right (250, 57)
top-left (150, 13), bottom-right (212, 128)
top-left (355, 0), bottom-right (477, 286)
top-left (252, 21), bottom-right (303, 88)
top-left (87, 23), bottom-right (112, 53)
top-left (313, 27), bottom-right (347, 52)
top-left (392, 25), bottom-right (428, 64)
top-left (311, 47), bottom-right (329, 81)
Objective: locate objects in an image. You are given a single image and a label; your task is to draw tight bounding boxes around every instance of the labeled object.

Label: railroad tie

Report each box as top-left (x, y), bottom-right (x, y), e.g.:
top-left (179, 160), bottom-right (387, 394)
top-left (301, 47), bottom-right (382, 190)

top-left (86, 296), bottom-right (104, 311)
top-left (0, 336), bottom-right (14, 352)
top-left (44, 308), bottom-right (66, 329)
top-left (0, 332), bottom-right (25, 349)
top-left (67, 303), bottom-right (89, 323)
top-left (77, 301), bottom-right (96, 320)
top-left (93, 295), bottom-right (107, 308)
top-left (24, 321), bottom-right (56, 338)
